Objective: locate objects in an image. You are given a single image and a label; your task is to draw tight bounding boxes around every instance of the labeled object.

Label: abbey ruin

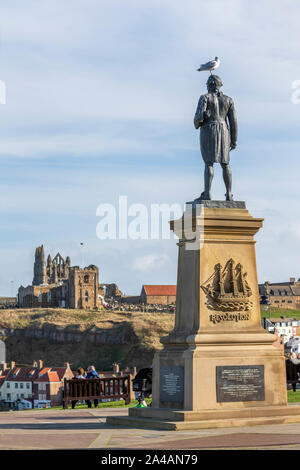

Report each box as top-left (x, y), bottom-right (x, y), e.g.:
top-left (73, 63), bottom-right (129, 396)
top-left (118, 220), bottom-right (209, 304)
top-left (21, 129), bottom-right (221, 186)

top-left (19, 245), bottom-right (101, 310)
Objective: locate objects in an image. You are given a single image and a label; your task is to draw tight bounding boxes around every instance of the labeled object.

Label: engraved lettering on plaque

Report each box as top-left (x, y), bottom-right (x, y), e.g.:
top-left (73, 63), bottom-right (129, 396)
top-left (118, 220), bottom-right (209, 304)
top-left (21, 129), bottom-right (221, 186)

top-left (160, 366), bottom-right (184, 403)
top-left (216, 365), bottom-right (265, 402)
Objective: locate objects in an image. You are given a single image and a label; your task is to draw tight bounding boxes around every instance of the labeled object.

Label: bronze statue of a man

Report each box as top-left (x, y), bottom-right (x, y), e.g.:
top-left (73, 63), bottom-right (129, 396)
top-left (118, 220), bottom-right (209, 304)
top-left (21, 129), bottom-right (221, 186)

top-left (194, 75), bottom-right (237, 201)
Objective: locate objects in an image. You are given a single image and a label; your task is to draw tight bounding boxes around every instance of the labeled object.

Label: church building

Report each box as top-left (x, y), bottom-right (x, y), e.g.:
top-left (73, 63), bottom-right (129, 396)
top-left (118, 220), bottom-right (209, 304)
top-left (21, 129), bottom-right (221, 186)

top-left (18, 245), bottom-right (101, 310)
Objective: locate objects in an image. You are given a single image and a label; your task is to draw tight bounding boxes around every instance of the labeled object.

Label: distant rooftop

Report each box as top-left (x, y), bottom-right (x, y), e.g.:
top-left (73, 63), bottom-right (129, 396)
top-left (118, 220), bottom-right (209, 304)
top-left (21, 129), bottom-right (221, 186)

top-left (142, 285), bottom-right (177, 296)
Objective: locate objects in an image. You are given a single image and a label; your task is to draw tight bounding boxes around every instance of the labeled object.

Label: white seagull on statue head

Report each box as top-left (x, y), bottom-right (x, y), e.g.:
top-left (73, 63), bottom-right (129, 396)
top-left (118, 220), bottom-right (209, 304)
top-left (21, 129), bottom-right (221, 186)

top-left (197, 56), bottom-right (220, 74)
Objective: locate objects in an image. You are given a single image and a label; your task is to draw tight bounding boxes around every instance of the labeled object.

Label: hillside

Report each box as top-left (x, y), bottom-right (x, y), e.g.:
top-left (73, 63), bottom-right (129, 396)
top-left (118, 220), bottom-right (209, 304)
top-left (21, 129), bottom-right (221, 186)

top-left (0, 308), bottom-right (175, 371)
top-left (261, 307), bottom-right (300, 320)
top-left (1, 307), bottom-right (298, 372)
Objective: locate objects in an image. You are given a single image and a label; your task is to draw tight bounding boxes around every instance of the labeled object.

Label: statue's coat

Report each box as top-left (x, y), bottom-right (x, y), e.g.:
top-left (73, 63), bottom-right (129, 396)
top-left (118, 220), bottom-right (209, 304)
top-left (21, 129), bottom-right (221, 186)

top-left (194, 92), bottom-right (237, 164)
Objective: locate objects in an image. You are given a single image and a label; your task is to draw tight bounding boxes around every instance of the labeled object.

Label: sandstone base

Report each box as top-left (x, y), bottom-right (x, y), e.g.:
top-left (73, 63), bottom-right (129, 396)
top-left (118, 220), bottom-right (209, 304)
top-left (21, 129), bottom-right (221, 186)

top-left (107, 405), bottom-right (300, 431)
top-left (107, 203), bottom-right (291, 431)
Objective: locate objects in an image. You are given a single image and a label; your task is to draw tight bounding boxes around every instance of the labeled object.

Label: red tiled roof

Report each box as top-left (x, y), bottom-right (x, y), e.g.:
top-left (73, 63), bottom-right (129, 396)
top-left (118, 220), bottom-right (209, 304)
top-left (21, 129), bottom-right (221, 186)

top-left (51, 367), bottom-right (72, 380)
top-left (47, 371), bottom-right (60, 382)
top-left (34, 367), bottom-right (72, 382)
top-left (1, 364), bottom-right (72, 384)
top-left (39, 368), bottom-right (51, 376)
top-left (5, 367), bottom-right (33, 382)
top-left (34, 371), bottom-right (60, 382)
top-left (142, 285), bottom-right (177, 296)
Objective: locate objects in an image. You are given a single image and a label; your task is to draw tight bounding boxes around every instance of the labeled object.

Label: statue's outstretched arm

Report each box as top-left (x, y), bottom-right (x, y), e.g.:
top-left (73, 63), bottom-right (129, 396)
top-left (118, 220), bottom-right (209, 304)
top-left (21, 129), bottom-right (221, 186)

top-left (228, 101), bottom-right (238, 149)
top-left (194, 95), bottom-right (206, 129)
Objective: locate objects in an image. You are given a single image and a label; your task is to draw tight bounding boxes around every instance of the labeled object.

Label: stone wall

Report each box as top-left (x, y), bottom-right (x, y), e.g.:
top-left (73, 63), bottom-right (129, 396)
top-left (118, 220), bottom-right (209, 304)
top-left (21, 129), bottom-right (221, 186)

top-left (0, 297), bottom-right (17, 308)
top-left (141, 294), bottom-right (176, 305)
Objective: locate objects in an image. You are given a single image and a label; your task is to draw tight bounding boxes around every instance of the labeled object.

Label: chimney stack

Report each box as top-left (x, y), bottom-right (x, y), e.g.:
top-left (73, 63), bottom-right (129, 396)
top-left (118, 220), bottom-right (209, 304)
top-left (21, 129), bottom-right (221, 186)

top-left (33, 360), bottom-right (38, 368)
top-left (112, 362), bottom-right (119, 374)
top-left (38, 360), bottom-right (43, 369)
top-left (290, 277), bottom-right (296, 283)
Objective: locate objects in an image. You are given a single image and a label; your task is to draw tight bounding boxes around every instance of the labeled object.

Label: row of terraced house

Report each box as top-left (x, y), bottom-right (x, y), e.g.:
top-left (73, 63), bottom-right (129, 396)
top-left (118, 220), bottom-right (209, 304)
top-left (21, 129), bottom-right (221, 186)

top-left (0, 360), bottom-right (73, 409)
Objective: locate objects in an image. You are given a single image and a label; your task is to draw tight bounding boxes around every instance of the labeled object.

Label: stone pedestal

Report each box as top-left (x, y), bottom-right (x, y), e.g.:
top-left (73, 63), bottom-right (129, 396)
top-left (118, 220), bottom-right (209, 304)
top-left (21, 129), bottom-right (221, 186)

top-left (107, 201), bottom-right (300, 430)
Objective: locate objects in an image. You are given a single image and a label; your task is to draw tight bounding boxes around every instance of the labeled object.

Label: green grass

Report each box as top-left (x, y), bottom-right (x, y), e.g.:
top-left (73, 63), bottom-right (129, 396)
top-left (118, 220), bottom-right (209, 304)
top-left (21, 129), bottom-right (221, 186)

top-left (6, 395), bottom-right (300, 412)
top-left (22, 398), bottom-right (152, 411)
top-left (261, 307), bottom-right (300, 320)
top-left (287, 390), bottom-right (300, 403)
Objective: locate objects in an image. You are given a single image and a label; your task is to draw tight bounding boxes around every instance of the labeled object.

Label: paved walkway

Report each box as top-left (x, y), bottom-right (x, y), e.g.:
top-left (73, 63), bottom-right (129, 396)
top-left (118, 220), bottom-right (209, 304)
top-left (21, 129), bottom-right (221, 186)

top-left (1, 407), bottom-right (300, 450)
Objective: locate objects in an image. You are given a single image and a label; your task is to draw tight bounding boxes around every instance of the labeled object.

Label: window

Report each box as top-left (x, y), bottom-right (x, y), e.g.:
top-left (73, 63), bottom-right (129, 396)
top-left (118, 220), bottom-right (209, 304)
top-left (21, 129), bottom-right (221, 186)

top-left (7, 393), bottom-right (11, 399)
top-left (21, 394), bottom-right (24, 399)
top-left (84, 275), bottom-right (89, 283)
top-left (26, 383), bottom-right (30, 389)
top-left (85, 290), bottom-right (89, 302)
top-left (15, 383), bottom-right (18, 389)
top-left (39, 394), bottom-right (47, 401)
top-left (39, 383), bottom-right (46, 391)
top-left (6, 383), bottom-right (10, 389)
top-left (20, 383), bottom-right (24, 389)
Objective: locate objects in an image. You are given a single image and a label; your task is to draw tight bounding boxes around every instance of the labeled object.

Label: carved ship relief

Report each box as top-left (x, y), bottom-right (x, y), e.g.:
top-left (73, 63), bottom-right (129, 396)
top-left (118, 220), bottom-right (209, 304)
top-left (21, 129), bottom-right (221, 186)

top-left (201, 259), bottom-right (253, 311)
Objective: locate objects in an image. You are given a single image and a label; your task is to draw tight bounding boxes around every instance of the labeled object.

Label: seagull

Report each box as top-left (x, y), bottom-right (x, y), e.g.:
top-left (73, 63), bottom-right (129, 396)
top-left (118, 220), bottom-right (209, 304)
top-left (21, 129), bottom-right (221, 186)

top-left (197, 56), bottom-right (220, 74)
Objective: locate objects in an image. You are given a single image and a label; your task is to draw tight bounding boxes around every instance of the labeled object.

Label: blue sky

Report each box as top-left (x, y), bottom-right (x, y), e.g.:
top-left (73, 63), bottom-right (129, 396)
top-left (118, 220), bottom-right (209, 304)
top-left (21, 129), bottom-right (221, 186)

top-left (0, 0), bottom-right (300, 296)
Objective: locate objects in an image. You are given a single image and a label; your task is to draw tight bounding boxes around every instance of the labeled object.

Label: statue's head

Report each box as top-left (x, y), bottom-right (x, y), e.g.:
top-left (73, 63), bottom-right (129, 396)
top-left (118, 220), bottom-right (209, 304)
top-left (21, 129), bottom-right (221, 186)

top-left (206, 74), bottom-right (223, 93)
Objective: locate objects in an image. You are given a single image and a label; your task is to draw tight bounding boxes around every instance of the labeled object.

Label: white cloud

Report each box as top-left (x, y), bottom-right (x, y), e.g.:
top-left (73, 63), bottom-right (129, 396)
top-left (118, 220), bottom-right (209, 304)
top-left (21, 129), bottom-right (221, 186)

top-left (0, 0), bottom-right (300, 294)
top-left (132, 253), bottom-right (172, 273)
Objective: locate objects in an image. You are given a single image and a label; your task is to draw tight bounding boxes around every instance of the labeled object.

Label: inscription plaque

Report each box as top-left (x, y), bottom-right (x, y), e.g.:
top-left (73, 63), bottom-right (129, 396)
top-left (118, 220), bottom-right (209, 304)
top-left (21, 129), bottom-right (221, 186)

top-left (160, 366), bottom-right (184, 403)
top-left (216, 365), bottom-right (265, 402)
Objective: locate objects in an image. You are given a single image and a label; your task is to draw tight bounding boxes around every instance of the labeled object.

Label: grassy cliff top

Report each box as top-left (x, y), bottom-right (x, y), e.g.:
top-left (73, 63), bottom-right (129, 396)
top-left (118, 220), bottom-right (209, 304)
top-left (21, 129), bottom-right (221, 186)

top-left (0, 308), bottom-right (175, 352)
top-left (1, 306), bottom-right (300, 330)
top-left (261, 307), bottom-right (300, 320)
top-left (1, 307), bottom-right (299, 370)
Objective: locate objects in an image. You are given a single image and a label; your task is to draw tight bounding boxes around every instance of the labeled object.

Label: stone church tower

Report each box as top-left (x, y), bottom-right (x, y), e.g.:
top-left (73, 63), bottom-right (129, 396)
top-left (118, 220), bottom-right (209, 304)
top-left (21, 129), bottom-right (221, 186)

top-left (33, 245), bottom-right (47, 286)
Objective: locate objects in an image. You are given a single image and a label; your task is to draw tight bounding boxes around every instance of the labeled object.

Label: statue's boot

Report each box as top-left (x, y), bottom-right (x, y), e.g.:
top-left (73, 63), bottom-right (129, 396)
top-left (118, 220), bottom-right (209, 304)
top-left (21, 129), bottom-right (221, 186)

top-left (225, 192), bottom-right (233, 201)
top-left (199, 191), bottom-right (211, 200)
